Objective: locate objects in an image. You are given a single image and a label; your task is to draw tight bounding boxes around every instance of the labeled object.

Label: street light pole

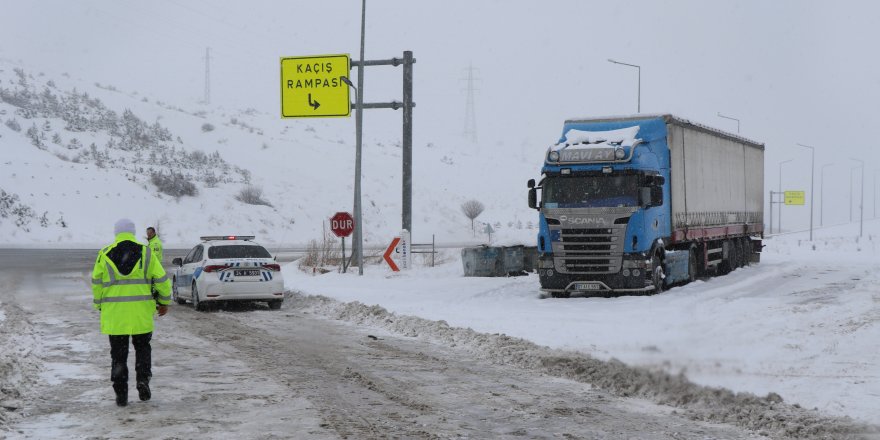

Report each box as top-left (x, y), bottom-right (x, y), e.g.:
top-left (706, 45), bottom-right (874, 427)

top-left (778, 159), bottom-right (793, 233)
top-left (343, 0), bottom-right (368, 275)
top-left (340, 74), bottom-right (363, 274)
top-left (820, 163), bottom-right (833, 227)
top-left (850, 166), bottom-right (858, 222)
top-left (851, 158), bottom-right (865, 237)
top-left (871, 170), bottom-right (880, 218)
top-left (796, 143), bottom-right (815, 241)
top-left (608, 59), bottom-right (641, 113)
top-left (717, 112), bottom-right (740, 133)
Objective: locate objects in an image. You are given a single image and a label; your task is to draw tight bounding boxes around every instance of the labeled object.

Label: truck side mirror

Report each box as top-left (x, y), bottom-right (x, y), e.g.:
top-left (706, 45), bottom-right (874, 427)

top-left (645, 175), bottom-right (665, 186)
top-left (527, 179), bottom-right (536, 189)
top-left (172, 257), bottom-right (183, 266)
top-left (650, 186), bottom-right (663, 206)
top-left (528, 188), bottom-right (538, 210)
top-left (639, 187), bottom-right (652, 207)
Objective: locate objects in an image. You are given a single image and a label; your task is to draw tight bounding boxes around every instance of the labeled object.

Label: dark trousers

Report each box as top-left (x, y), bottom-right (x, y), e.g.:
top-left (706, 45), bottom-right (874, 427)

top-left (109, 333), bottom-right (152, 384)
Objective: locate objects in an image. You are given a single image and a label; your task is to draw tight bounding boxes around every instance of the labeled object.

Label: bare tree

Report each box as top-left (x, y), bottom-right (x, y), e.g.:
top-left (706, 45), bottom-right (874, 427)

top-left (461, 199), bottom-right (485, 235)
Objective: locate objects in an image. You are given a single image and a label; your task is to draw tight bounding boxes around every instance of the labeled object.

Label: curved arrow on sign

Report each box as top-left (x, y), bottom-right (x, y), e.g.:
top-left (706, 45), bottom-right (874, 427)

top-left (384, 237), bottom-right (400, 272)
top-left (308, 93), bottom-right (321, 110)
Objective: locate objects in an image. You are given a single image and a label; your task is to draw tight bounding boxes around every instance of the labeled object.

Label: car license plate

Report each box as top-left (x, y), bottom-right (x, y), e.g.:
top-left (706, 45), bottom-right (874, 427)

top-left (574, 282), bottom-right (602, 291)
top-left (234, 269), bottom-right (260, 277)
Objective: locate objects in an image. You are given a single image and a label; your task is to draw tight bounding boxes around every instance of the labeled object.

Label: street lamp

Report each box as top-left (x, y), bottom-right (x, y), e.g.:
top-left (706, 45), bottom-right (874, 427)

top-left (874, 170), bottom-right (879, 219)
top-left (851, 158), bottom-right (865, 237)
top-left (608, 58), bottom-right (641, 113)
top-left (717, 112), bottom-right (740, 133)
top-left (820, 163), bottom-right (833, 227)
top-left (850, 166), bottom-right (859, 222)
top-left (341, 74), bottom-right (364, 275)
top-left (796, 143), bottom-right (815, 241)
top-left (778, 159), bottom-right (793, 233)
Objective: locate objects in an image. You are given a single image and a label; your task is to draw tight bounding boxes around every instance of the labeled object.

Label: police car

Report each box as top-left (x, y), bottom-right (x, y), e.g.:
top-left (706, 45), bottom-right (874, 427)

top-left (171, 236), bottom-right (284, 311)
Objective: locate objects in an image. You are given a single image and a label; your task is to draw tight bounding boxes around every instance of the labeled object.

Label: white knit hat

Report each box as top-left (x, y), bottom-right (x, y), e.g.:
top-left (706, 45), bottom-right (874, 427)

top-left (114, 218), bottom-right (135, 235)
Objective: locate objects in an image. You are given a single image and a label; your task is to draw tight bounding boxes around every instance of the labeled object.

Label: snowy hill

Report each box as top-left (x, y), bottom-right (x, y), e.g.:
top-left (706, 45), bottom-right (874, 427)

top-left (0, 61), bottom-right (539, 248)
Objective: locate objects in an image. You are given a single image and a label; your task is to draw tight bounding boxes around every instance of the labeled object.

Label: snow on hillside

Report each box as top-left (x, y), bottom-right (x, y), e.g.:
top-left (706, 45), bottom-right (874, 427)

top-left (0, 60), bottom-right (539, 248)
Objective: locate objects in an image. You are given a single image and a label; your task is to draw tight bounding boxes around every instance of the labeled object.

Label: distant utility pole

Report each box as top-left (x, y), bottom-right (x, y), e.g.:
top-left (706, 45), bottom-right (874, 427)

top-left (461, 64), bottom-right (479, 144)
top-left (203, 47), bottom-right (211, 104)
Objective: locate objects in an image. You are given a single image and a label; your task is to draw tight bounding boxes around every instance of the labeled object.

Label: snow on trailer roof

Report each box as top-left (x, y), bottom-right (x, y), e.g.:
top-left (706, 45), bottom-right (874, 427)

top-left (564, 113), bottom-right (765, 149)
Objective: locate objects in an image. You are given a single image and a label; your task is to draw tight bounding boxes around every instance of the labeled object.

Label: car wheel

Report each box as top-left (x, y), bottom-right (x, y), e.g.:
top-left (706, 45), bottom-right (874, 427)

top-left (172, 277), bottom-right (186, 305)
top-left (268, 300), bottom-right (283, 310)
top-left (192, 282), bottom-right (206, 312)
top-left (651, 254), bottom-right (665, 293)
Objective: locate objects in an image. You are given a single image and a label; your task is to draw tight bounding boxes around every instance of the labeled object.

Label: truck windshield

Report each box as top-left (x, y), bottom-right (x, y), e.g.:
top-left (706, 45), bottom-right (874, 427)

top-left (542, 175), bottom-right (640, 208)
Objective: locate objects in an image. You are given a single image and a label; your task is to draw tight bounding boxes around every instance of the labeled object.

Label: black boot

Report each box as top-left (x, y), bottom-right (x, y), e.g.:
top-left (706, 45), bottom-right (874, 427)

top-left (136, 380), bottom-right (151, 401)
top-left (113, 382), bottom-right (128, 407)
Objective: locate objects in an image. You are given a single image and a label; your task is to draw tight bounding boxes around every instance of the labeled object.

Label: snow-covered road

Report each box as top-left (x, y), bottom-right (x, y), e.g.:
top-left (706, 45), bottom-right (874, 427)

top-left (3, 264), bottom-right (777, 439)
top-left (284, 222), bottom-right (880, 430)
top-left (2, 221), bottom-right (879, 439)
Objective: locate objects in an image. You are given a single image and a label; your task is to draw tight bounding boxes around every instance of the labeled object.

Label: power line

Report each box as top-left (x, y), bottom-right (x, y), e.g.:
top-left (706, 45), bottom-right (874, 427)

top-left (203, 47), bottom-right (211, 104)
top-left (460, 63), bottom-right (480, 144)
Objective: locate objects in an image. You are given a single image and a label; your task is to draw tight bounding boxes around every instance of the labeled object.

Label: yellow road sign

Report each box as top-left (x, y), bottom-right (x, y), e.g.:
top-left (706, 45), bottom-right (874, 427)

top-left (784, 190), bottom-right (805, 205)
top-left (281, 54), bottom-right (350, 118)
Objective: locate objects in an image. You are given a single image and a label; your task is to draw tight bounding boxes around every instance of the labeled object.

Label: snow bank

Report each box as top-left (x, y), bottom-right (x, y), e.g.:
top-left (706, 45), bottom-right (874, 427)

top-left (0, 301), bottom-right (42, 431)
top-left (288, 292), bottom-right (875, 440)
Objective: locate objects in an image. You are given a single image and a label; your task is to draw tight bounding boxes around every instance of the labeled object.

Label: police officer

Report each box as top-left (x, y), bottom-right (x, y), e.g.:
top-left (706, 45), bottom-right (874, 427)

top-left (91, 218), bottom-right (171, 406)
top-left (146, 226), bottom-right (163, 264)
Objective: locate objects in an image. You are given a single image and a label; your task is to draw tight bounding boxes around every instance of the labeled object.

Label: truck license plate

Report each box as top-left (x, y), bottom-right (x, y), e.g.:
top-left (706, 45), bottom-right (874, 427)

top-left (234, 269), bottom-right (260, 277)
top-left (574, 282), bottom-right (602, 291)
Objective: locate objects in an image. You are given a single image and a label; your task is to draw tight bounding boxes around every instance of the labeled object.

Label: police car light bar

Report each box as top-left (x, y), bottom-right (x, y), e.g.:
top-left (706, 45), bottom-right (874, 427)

top-left (200, 235), bottom-right (256, 241)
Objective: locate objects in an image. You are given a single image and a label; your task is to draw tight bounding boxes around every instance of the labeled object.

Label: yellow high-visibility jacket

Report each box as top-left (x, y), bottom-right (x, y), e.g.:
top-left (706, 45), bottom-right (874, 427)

top-left (148, 235), bottom-right (164, 264)
top-left (91, 232), bottom-right (171, 335)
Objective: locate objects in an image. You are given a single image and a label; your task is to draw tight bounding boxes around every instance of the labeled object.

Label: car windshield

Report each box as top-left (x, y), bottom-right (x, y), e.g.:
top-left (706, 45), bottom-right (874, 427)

top-left (542, 175), bottom-right (640, 208)
top-left (208, 245), bottom-right (272, 259)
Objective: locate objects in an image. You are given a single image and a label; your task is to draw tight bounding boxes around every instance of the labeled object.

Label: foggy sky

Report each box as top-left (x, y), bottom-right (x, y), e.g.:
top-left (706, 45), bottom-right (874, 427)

top-left (2, 0), bottom-right (879, 231)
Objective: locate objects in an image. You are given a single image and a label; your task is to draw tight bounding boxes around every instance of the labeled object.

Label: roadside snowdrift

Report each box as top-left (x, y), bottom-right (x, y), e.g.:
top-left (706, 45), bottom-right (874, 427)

top-left (288, 291), bottom-right (874, 439)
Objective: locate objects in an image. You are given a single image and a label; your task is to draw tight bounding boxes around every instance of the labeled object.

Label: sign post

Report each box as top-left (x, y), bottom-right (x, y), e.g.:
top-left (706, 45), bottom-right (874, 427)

top-left (330, 212), bottom-right (355, 273)
top-left (383, 237), bottom-right (401, 272)
top-left (281, 54), bottom-right (351, 118)
top-left (398, 229), bottom-right (411, 270)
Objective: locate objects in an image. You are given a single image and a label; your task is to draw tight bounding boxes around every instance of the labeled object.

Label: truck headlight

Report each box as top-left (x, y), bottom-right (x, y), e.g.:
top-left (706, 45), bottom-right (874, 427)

top-left (632, 269), bottom-right (640, 277)
top-left (614, 148), bottom-right (626, 159)
top-left (548, 151), bottom-right (560, 162)
top-left (622, 269), bottom-right (631, 276)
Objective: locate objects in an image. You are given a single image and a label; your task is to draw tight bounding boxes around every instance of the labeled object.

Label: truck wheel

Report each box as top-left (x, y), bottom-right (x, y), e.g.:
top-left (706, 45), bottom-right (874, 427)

top-left (719, 241), bottom-right (732, 275)
top-left (268, 300), bottom-right (283, 310)
top-left (688, 248), bottom-right (697, 283)
top-left (731, 241), bottom-right (741, 271)
top-left (651, 255), bottom-right (665, 293)
top-left (737, 240), bottom-right (746, 268)
top-left (741, 239), bottom-right (751, 266)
